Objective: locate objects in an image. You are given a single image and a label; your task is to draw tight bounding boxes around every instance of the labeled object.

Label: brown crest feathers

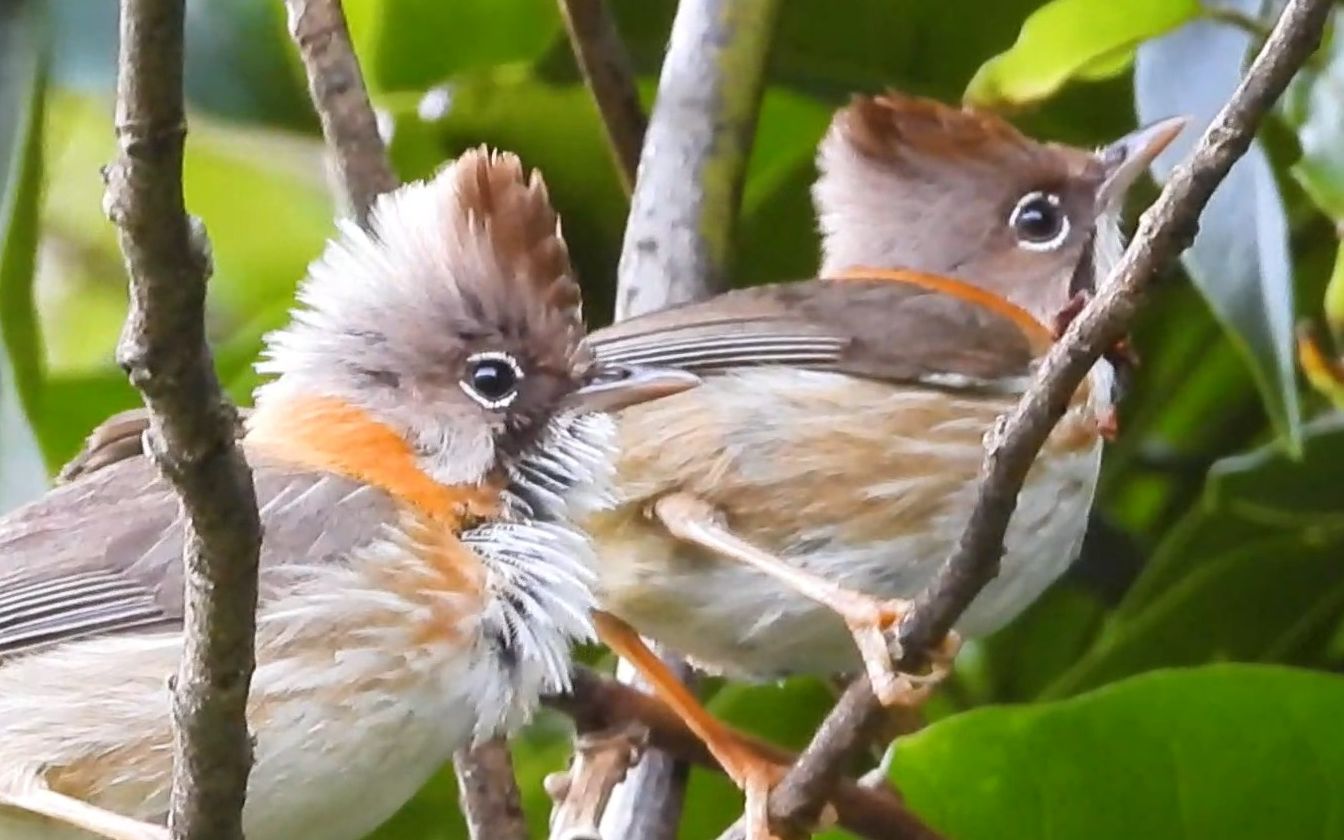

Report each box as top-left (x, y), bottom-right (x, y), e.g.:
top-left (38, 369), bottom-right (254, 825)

top-left (834, 90), bottom-right (1067, 174)
top-left (443, 146), bottom-right (583, 332)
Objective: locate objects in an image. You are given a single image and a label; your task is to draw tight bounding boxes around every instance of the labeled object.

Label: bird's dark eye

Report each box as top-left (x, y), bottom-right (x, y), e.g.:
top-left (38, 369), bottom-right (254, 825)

top-left (461, 351), bottom-right (523, 409)
top-left (1009, 191), bottom-right (1070, 251)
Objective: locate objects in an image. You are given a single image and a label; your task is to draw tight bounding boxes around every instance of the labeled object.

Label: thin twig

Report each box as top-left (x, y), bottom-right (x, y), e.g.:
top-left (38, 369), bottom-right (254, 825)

top-left (717, 0), bottom-right (1335, 835)
top-left (454, 740), bottom-right (530, 840)
top-left (283, 0), bottom-right (396, 224)
top-left (544, 668), bottom-right (940, 840)
top-left (613, 0), bottom-right (783, 319)
top-left (105, 1), bottom-right (262, 838)
top-left (557, 0), bottom-right (646, 195)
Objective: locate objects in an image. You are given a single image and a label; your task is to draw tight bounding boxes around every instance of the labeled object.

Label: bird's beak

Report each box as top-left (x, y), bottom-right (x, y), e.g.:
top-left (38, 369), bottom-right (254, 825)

top-left (1096, 115), bottom-right (1188, 209)
top-left (568, 363), bottom-right (701, 413)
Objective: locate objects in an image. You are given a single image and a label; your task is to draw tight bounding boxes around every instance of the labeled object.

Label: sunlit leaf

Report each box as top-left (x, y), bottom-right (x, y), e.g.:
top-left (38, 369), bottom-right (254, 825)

top-left (0, 0), bottom-right (49, 505)
top-left (348, 0), bottom-right (561, 94)
top-left (893, 666), bottom-right (1344, 840)
top-left (1135, 1), bottom-right (1303, 452)
top-left (965, 0), bottom-right (1197, 107)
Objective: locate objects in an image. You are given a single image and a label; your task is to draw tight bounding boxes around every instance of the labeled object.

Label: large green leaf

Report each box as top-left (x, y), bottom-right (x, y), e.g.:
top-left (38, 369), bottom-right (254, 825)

top-left (0, 0), bottom-right (49, 506)
top-left (1134, 6), bottom-right (1303, 452)
top-left (347, 0), bottom-right (561, 94)
top-left (892, 665), bottom-right (1344, 840)
top-left (1205, 412), bottom-right (1344, 528)
top-left (965, 0), bottom-right (1198, 107)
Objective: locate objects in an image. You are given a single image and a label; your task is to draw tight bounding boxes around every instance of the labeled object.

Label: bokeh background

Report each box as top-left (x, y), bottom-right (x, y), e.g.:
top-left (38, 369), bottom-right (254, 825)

top-left (2, 1), bottom-right (1342, 838)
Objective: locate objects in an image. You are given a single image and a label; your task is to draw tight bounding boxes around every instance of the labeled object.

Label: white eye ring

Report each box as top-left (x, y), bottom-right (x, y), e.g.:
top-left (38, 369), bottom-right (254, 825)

top-left (460, 350), bottom-right (524, 409)
top-left (1009, 190), bottom-right (1071, 252)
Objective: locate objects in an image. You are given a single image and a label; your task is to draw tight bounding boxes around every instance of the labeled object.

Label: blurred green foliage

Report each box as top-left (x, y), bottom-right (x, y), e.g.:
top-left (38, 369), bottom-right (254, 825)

top-left (3, 0), bottom-right (1343, 838)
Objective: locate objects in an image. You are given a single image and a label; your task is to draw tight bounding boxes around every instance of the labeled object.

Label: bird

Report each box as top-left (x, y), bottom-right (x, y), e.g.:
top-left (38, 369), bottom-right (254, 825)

top-left (573, 91), bottom-right (1184, 831)
top-left (52, 93), bottom-right (1185, 838)
top-left (0, 147), bottom-right (698, 840)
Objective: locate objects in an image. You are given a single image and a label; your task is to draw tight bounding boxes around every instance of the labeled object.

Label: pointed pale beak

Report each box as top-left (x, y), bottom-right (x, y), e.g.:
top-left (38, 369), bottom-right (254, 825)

top-left (1096, 115), bottom-right (1188, 208)
top-left (568, 363), bottom-right (700, 413)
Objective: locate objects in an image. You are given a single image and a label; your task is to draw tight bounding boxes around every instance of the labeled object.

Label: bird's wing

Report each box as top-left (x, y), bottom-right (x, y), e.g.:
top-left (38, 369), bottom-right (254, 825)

top-left (0, 452), bottom-right (398, 660)
top-left (590, 273), bottom-right (1049, 392)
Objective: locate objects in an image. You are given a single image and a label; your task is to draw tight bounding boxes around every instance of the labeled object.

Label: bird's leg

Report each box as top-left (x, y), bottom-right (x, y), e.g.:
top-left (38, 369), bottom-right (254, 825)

top-left (593, 611), bottom-right (786, 840)
top-left (0, 781), bottom-right (168, 840)
top-left (652, 493), bottom-right (960, 707)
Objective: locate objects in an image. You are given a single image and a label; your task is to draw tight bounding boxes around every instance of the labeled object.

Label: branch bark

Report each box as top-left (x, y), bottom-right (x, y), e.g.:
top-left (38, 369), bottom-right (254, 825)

top-left (283, 0), bottom-right (396, 225)
top-left (106, 1), bottom-right (262, 838)
top-left (717, 0), bottom-right (1335, 835)
top-left (544, 668), bottom-right (940, 840)
top-left (454, 741), bottom-right (530, 840)
top-left (557, 0), bottom-right (646, 195)
top-left (613, 0), bottom-right (782, 319)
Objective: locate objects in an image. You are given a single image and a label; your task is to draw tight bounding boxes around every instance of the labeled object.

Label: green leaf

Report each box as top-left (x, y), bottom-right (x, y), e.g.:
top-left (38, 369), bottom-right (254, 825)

top-left (1135, 9), bottom-right (1303, 452)
top-left (894, 666), bottom-right (1344, 840)
top-left (1206, 412), bottom-right (1344, 528)
top-left (965, 0), bottom-right (1197, 107)
top-left (0, 0), bottom-right (49, 504)
top-left (1290, 23), bottom-right (1344, 221)
top-left (1044, 534), bottom-right (1344, 698)
top-left (349, 0), bottom-right (561, 94)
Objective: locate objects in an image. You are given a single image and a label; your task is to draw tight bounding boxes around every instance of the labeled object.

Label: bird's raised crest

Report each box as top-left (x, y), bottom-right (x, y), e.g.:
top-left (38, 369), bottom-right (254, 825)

top-left (829, 91), bottom-right (1086, 177)
top-left (439, 146), bottom-right (584, 336)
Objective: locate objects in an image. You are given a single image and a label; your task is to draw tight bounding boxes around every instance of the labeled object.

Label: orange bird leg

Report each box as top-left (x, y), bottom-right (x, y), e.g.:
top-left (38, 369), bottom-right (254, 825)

top-left (593, 611), bottom-right (783, 840)
top-left (652, 493), bottom-right (959, 708)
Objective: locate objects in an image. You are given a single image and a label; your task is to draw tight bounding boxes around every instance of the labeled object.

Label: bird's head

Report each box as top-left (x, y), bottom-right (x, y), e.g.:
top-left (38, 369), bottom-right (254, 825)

top-left (252, 147), bottom-right (697, 525)
top-left (814, 91), bottom-right (1184, 325)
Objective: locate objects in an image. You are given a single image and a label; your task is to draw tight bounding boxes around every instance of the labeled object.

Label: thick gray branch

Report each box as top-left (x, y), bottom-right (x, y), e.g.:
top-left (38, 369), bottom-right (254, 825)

top-left (582, 2), bottom-right (782, 837)
top-left (558, 0), bottom-right (646, 195)
top-left (719, 0), bottom-right (1335, 836)
top-left (614, 0), bottom-right (782, 319)
top-left (283, 0), bottom-right (396, 225)
top-left (106, 1), bottom-right (262, 838)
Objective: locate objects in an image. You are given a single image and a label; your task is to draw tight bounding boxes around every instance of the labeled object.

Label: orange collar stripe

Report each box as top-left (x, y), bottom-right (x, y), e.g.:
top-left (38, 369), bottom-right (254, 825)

top-left (243, 395), bottom-right (499, 524)
top-left (832, 267), bottom-right (1054, 354)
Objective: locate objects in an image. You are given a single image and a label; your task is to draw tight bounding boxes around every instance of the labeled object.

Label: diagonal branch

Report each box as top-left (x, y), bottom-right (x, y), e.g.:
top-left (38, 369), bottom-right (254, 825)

top-left (283, 0), bottom-right (396, 224)
top-left (716, 0), bottom-right (1336, 836)
top-left (105, 1), bottom-right (262, 838)
top-left (557, 0), bottom-right (646, 195)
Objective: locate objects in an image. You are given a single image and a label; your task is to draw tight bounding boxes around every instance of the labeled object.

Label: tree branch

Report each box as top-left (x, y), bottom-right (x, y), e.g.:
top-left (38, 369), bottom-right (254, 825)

top-left (613, 0), bottom-right (782, 319)
top-left (454, 741), bottom-right (530, 840)
top-left (718, 0), bottom-right (1335, 835)
top-left (283, 0), bottom-right (396, 225)
top-left (557, 0), bottom-right (646, 195)
top-left (544, 668), bottom-right (941, 840)
top-left (105, 1), bottom-right (262, 838)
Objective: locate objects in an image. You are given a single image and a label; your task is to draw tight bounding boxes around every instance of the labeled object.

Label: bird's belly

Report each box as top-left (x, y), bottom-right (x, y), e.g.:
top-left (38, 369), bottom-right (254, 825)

top-left (595, 420), bottom-right (1101, 680)
top-left (0, 567), bottom-right (504, 840)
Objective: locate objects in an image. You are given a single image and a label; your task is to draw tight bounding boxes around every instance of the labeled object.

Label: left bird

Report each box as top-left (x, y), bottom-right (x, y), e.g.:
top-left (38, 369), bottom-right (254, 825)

top-left (0, 147), bottom-right (697, 840)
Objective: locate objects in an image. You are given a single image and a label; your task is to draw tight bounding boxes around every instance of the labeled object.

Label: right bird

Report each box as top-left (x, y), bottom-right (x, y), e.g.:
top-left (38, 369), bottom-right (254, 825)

top-left (0, 148), bottom-right (696, 840)
top-left (577, 92), bottom-right (1184, 832)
